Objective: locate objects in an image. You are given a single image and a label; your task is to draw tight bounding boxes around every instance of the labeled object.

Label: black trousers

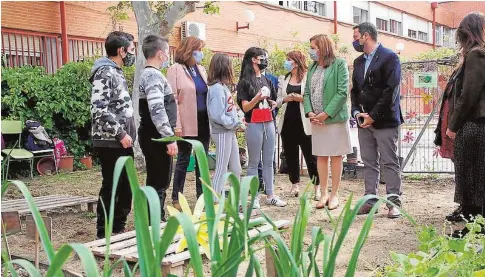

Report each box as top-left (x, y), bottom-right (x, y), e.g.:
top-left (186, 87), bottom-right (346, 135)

top-left (172, 127), bottom-right (210, 201)
top-left (139, 130), bottom-right (173, 221)
top-left (280, 121), bottom-right (318, 185)
top-left (95, 147), bottom-right (134, 236)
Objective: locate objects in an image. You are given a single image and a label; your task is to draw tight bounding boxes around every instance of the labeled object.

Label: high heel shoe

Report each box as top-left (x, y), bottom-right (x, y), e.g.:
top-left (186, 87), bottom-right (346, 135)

top-left (289, 184), bottom-right (300, 197)
top-left (327, 196), bottom-right (339, 210)
top-left (313, 187), bottom-right (321, 201)
top-left (316, 195), bottom-right (329, 209)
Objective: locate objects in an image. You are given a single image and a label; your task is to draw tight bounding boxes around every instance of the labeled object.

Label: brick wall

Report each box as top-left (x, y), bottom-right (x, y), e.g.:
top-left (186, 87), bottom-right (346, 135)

top-left (439, 1), bottom-right (485, 28)
top-left (1, 1), bottom-right (60, 34)
top-left (3, 1), bottom-right (479, 59)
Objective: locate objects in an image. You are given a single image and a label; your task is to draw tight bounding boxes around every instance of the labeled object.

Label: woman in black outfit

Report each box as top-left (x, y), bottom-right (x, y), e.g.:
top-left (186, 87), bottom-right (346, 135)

top-left (276, 50), bottom-right (318, 197)
top-left (434, 63), bottom-right (462, 222)
top-left (445, 12), bottom-right (485, 236)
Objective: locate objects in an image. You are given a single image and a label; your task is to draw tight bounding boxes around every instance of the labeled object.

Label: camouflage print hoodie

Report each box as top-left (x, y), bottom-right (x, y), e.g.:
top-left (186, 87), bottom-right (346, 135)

top-left (90, 57), bottom-right (136, 148)
top-left (138, 66), bottom-right (177, 138)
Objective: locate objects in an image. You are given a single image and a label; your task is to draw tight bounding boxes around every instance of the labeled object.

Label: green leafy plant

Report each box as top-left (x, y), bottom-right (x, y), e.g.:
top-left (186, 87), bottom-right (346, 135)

top-left (1, 62), bottom-right (98, 167)
top-left (378, 217), bottom-right (485, 277)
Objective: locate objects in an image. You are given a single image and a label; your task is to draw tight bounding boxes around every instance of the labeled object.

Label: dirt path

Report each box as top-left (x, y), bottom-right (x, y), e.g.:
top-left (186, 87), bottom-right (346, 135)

top-left (3, 170), bottom-right (457, 276)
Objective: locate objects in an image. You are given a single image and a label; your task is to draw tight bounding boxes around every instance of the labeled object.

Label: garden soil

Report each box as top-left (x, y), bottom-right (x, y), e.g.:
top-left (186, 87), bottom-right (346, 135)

top-left (3, 170), bottom-right (459, 276)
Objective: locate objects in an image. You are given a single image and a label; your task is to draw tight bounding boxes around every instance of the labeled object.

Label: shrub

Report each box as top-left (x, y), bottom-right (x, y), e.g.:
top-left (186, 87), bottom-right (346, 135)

top-left (1, 62), bottom-right (93, 161)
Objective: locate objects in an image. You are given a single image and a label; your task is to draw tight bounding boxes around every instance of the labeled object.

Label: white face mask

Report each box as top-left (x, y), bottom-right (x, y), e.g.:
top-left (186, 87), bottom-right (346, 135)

top-left (160, 52), bottom-right (170, 68)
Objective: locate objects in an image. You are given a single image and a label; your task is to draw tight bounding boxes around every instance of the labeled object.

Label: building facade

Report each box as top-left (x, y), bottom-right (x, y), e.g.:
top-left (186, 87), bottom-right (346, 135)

top-left (2, 1), bottom-right (484, 72)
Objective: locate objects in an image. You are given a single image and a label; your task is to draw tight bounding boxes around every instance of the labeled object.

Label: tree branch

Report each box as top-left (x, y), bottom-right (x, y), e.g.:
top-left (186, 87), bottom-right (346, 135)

top-left (160, 1), bottom-right (197, 37)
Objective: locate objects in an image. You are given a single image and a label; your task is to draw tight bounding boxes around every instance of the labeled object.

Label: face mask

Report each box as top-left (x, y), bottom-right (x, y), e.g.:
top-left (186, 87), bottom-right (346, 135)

top-left (309, 49), bottom-right (319, 62)
top-left (258, 58), bottom-right (268, 70)
top-left (160, 52), bottom-right (170, 69)
top-left (123, 51), bottom-right (135, 67)
top-left (193, 50), bottom-right (204, 64)
top-left (352, 39), bottom-right (364, 52)
top-left (283, 60), bottom-right (294, 72)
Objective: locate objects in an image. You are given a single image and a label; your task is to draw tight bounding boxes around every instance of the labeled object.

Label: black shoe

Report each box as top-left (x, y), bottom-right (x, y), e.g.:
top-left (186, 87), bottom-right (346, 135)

top-left (450, 226), bottom-right (470, 238)
top-left (446, 206), bottom-right (472, 222)
top-left (450, 225), bottom-right (485, 238)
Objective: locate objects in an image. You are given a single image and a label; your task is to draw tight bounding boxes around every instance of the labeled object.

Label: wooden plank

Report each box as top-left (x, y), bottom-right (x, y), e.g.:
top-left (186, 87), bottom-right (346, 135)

top-left (16, 199), bottom-right (97, 214)
top-left (87, 213), bottom-right (251, 250)
top-left (2, 195), bottom-right (96, 206)
top-left (265, 246), bottom-right (278, 277)
top-left (161, 220), bottom-right (290, 266)
top-left (121, 236), bottom-right (183, 261)
top-left (85, 223), bottom-right (167, 248)
top-left (2, 194), bottom-right (59, 203)
top-left (87, 203), bottom-right (96, 212)
top-left (109, 216), bottom-right (265, 259)
top-left (1, 211), bottom-right (21, 235)
top-left (25, 215), bottom-right (52, 241)
top-left (1, 195), bottom-right (60, 205)
top-left (2, 196), bottom-right (96, 211)
top-left (86, 216), bottom-right (290, 266)
top-left (3, 197), bottom-right (95, 211)
top-left (162, 263), bottom-right (184, 277)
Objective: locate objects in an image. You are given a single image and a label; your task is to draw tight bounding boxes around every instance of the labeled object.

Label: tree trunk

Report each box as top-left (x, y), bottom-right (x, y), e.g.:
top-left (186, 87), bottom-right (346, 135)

top-left (131, 1), bottom-right (197, 169)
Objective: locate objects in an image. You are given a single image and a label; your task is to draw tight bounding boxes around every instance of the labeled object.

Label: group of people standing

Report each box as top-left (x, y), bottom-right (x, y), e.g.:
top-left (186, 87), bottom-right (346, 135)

top-left (90, 12), bottom-right (484, 239)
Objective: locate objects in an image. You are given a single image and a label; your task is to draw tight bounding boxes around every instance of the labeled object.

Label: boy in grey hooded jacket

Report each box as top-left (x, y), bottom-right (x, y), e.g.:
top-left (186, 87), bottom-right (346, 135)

top-left (90, 31), bottom-right (135, 239)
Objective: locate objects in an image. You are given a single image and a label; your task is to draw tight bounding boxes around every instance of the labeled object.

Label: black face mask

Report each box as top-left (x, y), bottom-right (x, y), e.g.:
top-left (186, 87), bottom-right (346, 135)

top-left (258, 59), bottom-right (268, 71)
top-left (122, 51), bottom-right (135, 67)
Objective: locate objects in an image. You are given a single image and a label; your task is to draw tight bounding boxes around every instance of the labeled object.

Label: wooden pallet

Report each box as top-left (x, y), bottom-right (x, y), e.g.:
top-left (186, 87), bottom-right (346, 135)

top-left (84, 217), bottom-right (291, 276)
top-left (1, 195), bottom-right (97, 215)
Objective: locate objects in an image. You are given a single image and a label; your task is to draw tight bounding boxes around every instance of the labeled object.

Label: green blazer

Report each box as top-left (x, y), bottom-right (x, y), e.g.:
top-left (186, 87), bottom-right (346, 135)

top-left (303, 57), bottom-right (350, 124)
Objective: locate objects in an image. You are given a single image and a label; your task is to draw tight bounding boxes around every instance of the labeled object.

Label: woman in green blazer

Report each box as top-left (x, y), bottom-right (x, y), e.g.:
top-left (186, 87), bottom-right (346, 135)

top-left (303, 34), bottom-right (352, 210)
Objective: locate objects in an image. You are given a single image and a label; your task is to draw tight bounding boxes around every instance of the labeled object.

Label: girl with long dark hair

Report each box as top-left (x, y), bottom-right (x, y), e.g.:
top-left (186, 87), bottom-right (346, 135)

top-left (237, 47), bottom-right (286, 208)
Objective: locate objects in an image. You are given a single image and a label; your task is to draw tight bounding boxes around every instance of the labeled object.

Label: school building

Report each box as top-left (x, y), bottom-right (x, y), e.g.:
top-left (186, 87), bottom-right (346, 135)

top-left (2, 1), bottom-right (484, 73)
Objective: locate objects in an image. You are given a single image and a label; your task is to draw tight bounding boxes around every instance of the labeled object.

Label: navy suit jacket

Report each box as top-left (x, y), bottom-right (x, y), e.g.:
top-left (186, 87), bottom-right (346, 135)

top-left (350, 44), bottom-right (404, 129)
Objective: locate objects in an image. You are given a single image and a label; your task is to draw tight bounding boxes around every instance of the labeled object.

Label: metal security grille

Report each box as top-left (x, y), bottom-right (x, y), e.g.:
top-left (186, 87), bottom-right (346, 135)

top-left (399, 57), bottom-right (458, 173)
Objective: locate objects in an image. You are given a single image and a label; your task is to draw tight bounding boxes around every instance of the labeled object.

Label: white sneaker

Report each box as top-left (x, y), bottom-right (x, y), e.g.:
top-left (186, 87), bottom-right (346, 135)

top-left (253, 195), bottom-right (261, 209)
top-left (266, 196), bottom-right (287, 207)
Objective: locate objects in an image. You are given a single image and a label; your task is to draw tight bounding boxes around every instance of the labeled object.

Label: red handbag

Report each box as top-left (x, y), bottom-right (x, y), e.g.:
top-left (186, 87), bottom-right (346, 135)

top-left (251, 108), bottom-right (273, 123)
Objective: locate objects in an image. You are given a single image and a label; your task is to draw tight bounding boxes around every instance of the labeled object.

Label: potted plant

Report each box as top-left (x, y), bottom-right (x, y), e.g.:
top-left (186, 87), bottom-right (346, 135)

top-left (80, 154), bottom-right (92, 169)
top-left (58, 155), bottom-right (74, 172)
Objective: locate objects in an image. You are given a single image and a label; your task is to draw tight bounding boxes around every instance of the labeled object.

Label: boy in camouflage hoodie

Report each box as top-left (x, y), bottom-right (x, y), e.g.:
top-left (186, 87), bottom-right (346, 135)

top-left (138, 35), bottom-right (178, 221)
top-left (90, 31), bottom-right (136, 239)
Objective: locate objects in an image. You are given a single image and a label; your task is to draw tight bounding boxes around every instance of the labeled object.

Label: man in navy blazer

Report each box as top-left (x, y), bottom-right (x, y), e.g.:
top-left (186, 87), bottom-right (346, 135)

top-left (350, 22), bottom-right (404, 218)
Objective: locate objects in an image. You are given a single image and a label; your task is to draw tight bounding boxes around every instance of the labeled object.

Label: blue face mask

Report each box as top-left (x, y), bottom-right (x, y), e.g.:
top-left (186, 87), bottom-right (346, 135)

top-left (309, 49), bottom-right (319, 62)
top-left (161, 60), bottom-right (170, 69)
top-left (283, 60), bottom-right (294, 72)
top-left (193, 50), bottom-right (204, 64)
top-left (352, 39), bottom-right (364, 52)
